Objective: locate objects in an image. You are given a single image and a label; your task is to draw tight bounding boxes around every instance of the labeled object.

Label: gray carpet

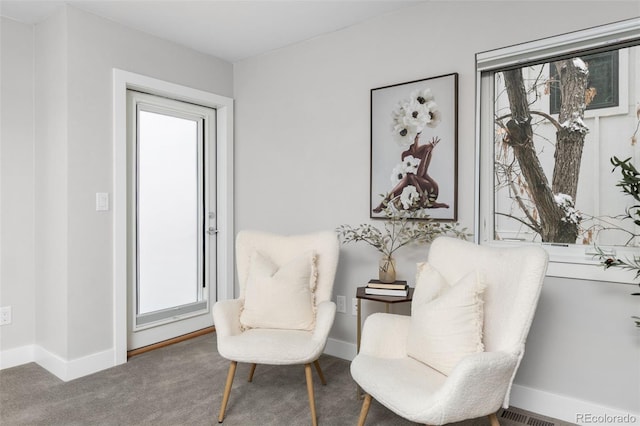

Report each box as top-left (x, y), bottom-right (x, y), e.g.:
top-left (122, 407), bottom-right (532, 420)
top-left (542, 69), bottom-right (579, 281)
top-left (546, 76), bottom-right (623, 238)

top-left (0, 334), bottom-right (573, 426)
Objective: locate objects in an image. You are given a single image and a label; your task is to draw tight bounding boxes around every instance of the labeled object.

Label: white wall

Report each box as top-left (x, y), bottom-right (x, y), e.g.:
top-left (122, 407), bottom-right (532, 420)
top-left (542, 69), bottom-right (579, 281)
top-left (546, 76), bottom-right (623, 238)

top-left (33, 7), bottom-right (70, 360)
top-left (233, 0), bottom-right (640, 420)
top-left (63, 6), bottom-right (232, 360)
top-left (1, 6), bottom-right (233, 372)
top-left (516, 276), bottom-right (640, 414)
top-left (1, 17), bottom-right (36, 354)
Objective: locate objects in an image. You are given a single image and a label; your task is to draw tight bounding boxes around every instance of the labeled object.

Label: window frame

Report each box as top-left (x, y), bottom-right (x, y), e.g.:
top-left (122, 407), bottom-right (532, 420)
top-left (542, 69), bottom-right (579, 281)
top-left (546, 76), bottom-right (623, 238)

top-left (549, 49), bottom-right (625, 116)
top-left (474, 18), bottom-right (640, 283)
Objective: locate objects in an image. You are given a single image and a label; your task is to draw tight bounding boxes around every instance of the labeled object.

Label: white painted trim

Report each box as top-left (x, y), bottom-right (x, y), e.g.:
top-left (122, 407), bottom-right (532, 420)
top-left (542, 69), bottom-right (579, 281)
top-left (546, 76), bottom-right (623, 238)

top-left (34, 346), bottom-right (115, 382)
top-left (33, 346), bottom-right (68, 381)
top-left (547, 257), bottom-right (638, 284)
top-left (477, 17), bottom-right (640, 71)
top-left (112, 69), bottom-right (234, 366)
top-left (510, 384), bottom-right (640, 425)
top-left (1, 345), bottom-right (114, 382)
top-left (323, 337), bottom-right (356, 361)
top-left (216, 104), bottom-right (235, 301)
top-left (0, 345), bottom-right (35, 369)
top-left (113, 70), bottom-right (128, 366)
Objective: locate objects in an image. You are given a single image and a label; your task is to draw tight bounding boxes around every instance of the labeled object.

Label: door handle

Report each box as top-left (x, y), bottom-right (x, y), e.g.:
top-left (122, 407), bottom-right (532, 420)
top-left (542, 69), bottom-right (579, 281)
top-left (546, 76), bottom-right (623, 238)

top-left (207, 213), bottom-right (217, 235)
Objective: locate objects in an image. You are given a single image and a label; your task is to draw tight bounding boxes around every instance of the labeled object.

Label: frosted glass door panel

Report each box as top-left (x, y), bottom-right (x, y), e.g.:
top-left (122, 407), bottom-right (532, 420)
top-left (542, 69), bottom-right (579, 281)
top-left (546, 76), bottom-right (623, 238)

top-left (126, 88), bottom-right (215, 351)
top-left (137, 110), bottom-right (200, 314)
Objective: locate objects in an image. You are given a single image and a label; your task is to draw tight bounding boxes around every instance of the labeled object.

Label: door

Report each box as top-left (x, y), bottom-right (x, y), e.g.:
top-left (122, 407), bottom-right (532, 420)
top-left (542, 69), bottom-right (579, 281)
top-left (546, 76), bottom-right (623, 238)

top-left (126, 90), bottom-right (216, 350)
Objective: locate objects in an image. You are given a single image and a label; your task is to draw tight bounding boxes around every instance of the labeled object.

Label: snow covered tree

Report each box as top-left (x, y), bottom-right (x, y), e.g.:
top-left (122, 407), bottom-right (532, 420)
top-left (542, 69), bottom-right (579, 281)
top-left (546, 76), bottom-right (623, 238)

top-left (498, 58), bottom-right (589, 243)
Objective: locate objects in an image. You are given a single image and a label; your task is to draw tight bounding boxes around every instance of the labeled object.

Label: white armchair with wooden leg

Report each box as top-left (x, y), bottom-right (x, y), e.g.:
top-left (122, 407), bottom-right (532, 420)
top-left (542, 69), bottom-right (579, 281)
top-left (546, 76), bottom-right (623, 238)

top-left (213, 230), bottom-right (339, 425)
top-left (351, 237), bottom-right (548, 425)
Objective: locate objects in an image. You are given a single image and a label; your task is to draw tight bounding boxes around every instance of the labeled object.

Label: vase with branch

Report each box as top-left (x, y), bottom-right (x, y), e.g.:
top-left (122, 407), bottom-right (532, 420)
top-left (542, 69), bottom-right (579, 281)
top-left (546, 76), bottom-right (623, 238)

top-left (337, 201), bottom-right (468, 283)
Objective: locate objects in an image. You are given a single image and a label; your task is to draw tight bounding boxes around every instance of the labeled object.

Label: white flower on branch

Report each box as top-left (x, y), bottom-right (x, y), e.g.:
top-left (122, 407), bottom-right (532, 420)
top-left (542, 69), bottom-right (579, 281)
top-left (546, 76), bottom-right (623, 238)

top-left (400, 185), bottom-right (420, 209)
top-left (424, 100), bottom-right (442, 128)
top-left (390, 91), bottom-right (441, 147)
top-left (391, 122), bottom-right (418, 147)
top-left (410, 88), bottom-right (435, 105)
top-left (402, 155), bottom-right (420, 172)
top-left (400, 99), bottom-right (430, 130)
top-left (390, 155), bottom-right (420, 185)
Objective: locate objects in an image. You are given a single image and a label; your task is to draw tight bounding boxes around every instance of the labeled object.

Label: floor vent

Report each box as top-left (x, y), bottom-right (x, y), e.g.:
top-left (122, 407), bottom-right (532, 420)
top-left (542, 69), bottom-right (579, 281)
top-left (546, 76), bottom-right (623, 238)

top-left (527, 418), bottom-right (555, 426)
top-left (501, 409), bottom-right (529, 424)
top-left (499, 408), bottom-right (558, 426)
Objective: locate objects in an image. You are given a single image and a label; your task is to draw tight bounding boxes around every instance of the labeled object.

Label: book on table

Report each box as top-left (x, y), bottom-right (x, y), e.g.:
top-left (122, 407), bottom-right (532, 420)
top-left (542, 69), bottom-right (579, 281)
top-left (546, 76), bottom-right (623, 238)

top-left (367, 279), bottom-right (407, 290)
top-left (364, 283), bottom-right (409, 297)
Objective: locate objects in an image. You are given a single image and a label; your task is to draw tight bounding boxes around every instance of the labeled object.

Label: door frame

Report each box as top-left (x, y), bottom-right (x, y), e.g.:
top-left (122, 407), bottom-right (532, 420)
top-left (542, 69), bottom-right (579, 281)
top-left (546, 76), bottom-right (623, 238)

top-left (113, 69), bottom-right (234, 365)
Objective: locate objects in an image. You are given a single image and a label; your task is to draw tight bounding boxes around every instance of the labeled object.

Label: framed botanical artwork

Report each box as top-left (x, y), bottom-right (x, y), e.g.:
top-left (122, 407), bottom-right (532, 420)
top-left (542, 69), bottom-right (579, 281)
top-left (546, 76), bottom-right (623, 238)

top-left (370, 73), bottom-right (458, 220)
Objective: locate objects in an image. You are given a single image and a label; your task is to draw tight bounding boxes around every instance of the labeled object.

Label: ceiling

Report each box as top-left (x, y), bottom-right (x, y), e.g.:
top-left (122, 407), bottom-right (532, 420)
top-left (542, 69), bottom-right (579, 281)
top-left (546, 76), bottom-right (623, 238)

top-left (0, 0), bottom-right (424, 62)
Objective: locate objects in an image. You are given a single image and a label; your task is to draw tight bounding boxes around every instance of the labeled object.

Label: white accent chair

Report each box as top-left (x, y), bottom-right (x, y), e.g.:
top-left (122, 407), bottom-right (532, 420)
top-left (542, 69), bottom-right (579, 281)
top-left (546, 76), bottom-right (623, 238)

top-left (213, 230), bottom-right (340, 425)
top-left (351, 237), bottom-right (549, 425)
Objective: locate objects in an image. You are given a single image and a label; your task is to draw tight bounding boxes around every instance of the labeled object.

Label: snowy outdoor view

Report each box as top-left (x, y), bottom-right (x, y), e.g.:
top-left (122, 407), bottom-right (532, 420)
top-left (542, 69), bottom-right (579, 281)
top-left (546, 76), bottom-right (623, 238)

top-left (492, 44), bottom-right (640, 247)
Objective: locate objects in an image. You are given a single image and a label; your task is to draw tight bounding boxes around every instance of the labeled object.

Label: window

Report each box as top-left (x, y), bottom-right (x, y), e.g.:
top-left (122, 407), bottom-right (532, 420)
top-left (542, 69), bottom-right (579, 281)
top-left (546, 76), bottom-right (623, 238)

top-left (475, 18), bottom-right (640, 281)
top-left (549, 50), bottom-right (619, 114)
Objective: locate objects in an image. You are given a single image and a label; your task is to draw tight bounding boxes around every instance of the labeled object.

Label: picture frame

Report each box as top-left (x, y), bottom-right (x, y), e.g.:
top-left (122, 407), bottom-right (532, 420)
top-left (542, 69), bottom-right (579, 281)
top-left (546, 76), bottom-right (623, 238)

top-left (370, 73), bottom-right (458, 221)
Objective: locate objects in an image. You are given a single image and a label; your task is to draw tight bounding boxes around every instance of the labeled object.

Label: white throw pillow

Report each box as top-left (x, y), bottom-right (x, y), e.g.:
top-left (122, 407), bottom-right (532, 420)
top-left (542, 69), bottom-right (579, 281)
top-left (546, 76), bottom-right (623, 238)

top-left (240, 250), bottom-right (317, 331)
top-left (407, 263), bottom-right (486, 375)
top-left (411, 262), bottom-right (449, 315)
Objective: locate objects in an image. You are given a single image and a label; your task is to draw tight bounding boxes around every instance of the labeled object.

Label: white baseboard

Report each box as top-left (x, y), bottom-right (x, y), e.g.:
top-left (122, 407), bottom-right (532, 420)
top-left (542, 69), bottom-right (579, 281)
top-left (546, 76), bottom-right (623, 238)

top-left (0, 344), bottom-right (35, 369)
top-left (34, 346), bottom-right (115, 381)
top-left (507, 384), bottom-right (639, 425)
top-left (323, 340), bottom-right (639, 425)
top-left (4, 338), bottom-right (353, 380)
top-left (1, 345), bottom-right (115, 382)
top-left (323, 337), bottom-right (356, 361)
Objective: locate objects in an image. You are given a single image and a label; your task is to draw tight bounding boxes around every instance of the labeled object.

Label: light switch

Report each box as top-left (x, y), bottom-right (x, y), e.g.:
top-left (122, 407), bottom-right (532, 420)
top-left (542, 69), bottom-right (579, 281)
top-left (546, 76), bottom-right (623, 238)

top-left (96, 192), bottom-right (109, 211)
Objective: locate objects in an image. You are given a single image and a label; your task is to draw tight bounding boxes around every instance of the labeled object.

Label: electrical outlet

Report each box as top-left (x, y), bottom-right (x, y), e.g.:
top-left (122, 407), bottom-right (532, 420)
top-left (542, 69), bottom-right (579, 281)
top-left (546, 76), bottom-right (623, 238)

top-left (336, 295), bottom-right (346, 313)
top-left (351, 298), bottom-right (358, 316)
top-left (0, 306), bottom-right (12, 326)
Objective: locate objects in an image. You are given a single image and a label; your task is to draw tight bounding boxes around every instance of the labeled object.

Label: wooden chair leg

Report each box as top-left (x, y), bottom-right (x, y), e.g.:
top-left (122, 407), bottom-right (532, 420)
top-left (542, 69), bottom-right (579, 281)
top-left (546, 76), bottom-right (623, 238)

top-left (488, 412), bottom-right (500, 426)
top-left (218, 361), bottom-right (237, 423)
top-left (247, 363), bottom-right (257, 382)
top-left (304, 363), bottom-right (318, 426)
top-left (313, 359), bottom-right (327, 385)
top-left (357, 393), bottom-right (372, 426)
